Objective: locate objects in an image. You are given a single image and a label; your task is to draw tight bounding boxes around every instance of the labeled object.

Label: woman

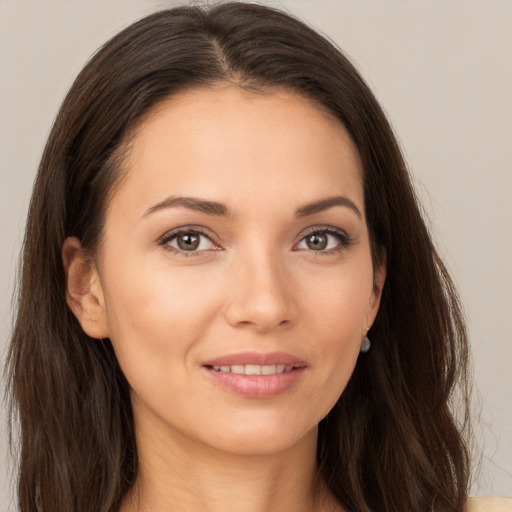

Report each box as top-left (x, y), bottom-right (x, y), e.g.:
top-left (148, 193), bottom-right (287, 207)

top-left (6, 2), bottom-right (476, 511)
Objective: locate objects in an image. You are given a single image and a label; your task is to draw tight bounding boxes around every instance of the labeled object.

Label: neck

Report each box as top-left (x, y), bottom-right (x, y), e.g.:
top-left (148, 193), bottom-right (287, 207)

top-left (121, 415), bottom-right (339, 512)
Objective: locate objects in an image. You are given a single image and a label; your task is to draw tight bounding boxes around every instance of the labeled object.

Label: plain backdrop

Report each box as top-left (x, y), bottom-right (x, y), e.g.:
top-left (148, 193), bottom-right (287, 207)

top-left (1, 0), bottom-right (511, 508)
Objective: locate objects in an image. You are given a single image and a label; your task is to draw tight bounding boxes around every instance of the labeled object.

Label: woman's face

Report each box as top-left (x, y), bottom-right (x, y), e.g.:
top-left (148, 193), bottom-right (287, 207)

top-left (85, 86), bottom-right (384, 455)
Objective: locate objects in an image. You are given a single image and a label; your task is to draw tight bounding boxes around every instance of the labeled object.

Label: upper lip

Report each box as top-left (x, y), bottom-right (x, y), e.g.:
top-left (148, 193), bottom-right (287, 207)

top-left (202, 351), bottom-right (307, 368)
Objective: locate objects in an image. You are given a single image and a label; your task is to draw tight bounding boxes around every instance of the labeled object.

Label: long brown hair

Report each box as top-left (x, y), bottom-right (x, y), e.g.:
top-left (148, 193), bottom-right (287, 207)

top-left (6, 3), bottom-right (471, 511)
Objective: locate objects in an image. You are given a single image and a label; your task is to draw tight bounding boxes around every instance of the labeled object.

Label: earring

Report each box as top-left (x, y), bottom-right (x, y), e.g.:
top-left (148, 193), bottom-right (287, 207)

top-left (360, 331), bottom-right (371, 353)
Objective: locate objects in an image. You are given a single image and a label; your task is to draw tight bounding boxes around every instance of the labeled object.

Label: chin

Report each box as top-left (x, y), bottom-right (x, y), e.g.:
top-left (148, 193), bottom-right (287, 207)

top-left (195, 414), bottom-right (320, 457)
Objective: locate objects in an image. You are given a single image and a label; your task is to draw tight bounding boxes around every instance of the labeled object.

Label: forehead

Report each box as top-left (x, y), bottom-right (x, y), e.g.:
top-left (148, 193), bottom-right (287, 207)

top-left (113, 85), bottom-right (363, 217)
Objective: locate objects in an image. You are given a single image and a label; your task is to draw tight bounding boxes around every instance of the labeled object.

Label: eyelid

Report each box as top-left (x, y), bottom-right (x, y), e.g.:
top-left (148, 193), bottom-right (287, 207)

top-left (159, 225), bottom-right (221, 255)
top-left (294, 225), bottom-right (354, 252)
top-left (158, 224), bottom-right (353, 256)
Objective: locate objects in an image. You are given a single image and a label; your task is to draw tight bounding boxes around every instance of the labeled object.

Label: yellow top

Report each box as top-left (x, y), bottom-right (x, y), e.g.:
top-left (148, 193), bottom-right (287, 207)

top-left (466, 498), bottom-right (512, 511)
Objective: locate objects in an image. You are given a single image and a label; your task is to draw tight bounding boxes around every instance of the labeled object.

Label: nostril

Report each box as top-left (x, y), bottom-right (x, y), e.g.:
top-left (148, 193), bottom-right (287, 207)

top-left (222, 270), bottom-right (299, 331)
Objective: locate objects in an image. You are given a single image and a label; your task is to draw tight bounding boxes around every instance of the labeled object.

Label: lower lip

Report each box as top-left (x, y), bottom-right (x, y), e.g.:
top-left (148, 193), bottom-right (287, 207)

top-left (204, 367), bottom-right (306, 398)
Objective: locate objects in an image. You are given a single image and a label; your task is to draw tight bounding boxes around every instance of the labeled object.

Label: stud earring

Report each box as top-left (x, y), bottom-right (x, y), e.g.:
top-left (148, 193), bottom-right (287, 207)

top-left (360, 330), bottom-right (371, 353)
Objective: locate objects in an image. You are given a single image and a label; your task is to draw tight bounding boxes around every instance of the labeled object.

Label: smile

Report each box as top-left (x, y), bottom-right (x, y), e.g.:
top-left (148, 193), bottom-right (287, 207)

top-left (210, 364), bottom-right (298, 375)
top-left (202, 352), bottom-right (307, 398)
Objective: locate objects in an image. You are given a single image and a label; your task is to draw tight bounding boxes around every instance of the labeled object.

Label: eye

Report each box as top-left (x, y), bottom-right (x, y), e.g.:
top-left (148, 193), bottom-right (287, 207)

top-left (295, 228), bottom-right (351, 252)
top-left (161, 228), bottom-right (218, 254)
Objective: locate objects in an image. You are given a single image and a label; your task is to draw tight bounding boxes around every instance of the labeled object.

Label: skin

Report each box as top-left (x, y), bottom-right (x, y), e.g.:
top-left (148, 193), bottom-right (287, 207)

top-left (64, 85), bottom-right (385, 512)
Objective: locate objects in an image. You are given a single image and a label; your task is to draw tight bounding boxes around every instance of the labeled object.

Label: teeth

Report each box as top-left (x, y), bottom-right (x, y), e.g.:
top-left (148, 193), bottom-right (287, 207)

top-left (261, 365), bottom-right (276, 375)
top-left (211, 364), bottom-right (295, 375)
top-left (245, 364), bottom-right (262, 375)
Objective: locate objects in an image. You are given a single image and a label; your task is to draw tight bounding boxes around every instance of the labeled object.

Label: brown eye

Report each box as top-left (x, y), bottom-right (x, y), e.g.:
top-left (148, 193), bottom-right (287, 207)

top-left (163, 230), bottom-right (217, 254)
top-left (306, 233), bottom-right (328, 251)
top-left (295, 228), bottom-right (351, 253)
top-left (176, 233), bottom-right (200, 251)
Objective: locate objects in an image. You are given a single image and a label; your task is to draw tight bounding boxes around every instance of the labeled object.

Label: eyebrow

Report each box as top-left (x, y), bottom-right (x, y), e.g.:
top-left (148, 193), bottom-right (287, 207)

top-left (143, 196), bottom-right (229, 217)
top-left (295, 196), bottom-right (362, 219)
top-left (143, 195), bottom-right (362, 219)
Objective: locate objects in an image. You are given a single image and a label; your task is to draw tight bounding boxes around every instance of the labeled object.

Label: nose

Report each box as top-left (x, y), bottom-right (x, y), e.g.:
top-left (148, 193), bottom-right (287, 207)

top-left (223, 250), bottom-right (299, 333)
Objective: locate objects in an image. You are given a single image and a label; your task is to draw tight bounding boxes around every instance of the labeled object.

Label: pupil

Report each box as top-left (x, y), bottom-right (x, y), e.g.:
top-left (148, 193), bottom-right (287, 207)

top-left (307, 233), bottom-right (327, 250)
top-left (178, 233), bottom-right (200, 251)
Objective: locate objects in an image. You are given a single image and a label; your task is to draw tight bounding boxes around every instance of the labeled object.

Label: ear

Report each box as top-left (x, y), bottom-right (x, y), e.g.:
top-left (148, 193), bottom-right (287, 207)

top-left (62, 237), bottom-right (110, 339)
top-left (365, 260), bottom-right (387, 330)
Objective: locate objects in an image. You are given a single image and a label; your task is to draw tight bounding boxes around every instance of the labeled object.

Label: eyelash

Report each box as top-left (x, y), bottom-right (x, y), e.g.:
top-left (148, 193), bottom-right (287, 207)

top-left (295, 227), bottom-right (354, 255)
top-left (159, 226), bottom-right (218, 257)
top-left (159, 225), bottom-right (354, 257)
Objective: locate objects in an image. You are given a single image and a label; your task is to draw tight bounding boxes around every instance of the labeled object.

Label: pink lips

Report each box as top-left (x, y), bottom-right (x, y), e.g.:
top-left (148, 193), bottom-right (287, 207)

top-left (202, 351), bottom-right (307, 399)
top-left (203, 351), bottom-right (307, 368)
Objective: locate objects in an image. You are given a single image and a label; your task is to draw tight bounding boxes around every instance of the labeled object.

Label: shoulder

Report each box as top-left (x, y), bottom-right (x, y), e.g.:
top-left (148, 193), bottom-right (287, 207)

top-left (466, 498), bottom-right (512, 512)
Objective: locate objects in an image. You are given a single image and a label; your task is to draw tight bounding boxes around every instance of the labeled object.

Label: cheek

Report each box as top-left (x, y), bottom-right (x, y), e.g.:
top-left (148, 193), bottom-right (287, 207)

top-left (101, 259), bottom-right (223, 383)
top-left (304, 261), bottom-right (373, 338)
top-left (300, 263), bottom-right (372, 401)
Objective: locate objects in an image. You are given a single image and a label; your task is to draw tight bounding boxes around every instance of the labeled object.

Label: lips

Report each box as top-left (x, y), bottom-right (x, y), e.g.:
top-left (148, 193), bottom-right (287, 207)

top-left (202, 351), bottom-right (307, 368)
top-left (202, 351), bottom-right (307, 398)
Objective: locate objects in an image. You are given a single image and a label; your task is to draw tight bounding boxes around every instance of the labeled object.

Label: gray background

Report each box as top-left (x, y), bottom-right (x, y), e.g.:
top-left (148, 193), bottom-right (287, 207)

top-left (1, 1), bottom-right (511, 508)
